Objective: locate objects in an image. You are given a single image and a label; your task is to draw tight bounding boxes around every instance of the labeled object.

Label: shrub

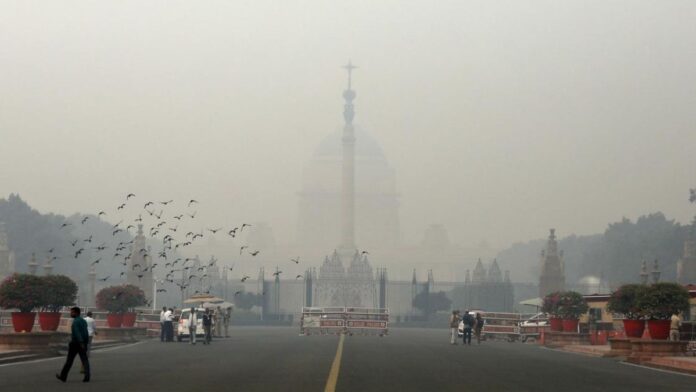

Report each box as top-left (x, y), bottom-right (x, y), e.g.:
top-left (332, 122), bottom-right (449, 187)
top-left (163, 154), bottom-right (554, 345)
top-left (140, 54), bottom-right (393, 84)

top-left (606, 284), bottom-right (647, 320)
top-left (96, 284), bottom-right (147, 313)
top-left (557, 291), bottom-right (589, 319)
top-left (0, 273), bottom-right (44, 312)
top-left (636, 282), bottom-right (689, 320)
top-left (542, 292), bottom-right (562, 317)
top-left (40, 275), bottom-right (78, 312)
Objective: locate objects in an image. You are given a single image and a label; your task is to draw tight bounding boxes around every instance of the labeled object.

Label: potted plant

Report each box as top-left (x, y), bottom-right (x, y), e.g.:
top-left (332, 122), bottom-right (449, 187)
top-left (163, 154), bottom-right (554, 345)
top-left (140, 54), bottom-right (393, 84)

top-left (606, 284), bottom-right (647, 338)
top-left (0, 274), bottom-right (44, 332)
top-left (542, 292), bottom-right (563, 331)
top-left (121, 285), bottom-right (146, 327)
top-left (96, 285), bottom-right (129, 328)
top-left (37, 275), bottom-right (78, 331)
top-left (557, 291), bottom-right (589, 332)
top-left (636, 282), bottom-right (689, 339)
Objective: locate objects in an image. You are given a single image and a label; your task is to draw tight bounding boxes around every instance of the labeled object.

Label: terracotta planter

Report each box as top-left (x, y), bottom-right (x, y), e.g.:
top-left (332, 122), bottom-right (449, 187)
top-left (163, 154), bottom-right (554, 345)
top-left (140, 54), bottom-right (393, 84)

top-left (647, 319), bottom-right (671, 340)
top-left (106, 313), bottom-right (123, 328)
top-left (38, 312), bottom-right (61, 331)
top-left (549, 317), bottom-right (563, 331)
top-left (11, 312), bottom-right (36, 333)
top-left (622, 319), bottom-right (645, 338)
top-left (562, 319), bottom-right (579, 332)
top-left (122, 312), bottom-right (136, 327)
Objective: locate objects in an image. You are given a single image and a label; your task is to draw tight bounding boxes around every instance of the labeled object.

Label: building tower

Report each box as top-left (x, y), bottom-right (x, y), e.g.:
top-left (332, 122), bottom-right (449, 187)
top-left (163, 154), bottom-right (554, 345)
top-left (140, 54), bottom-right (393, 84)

top-left (677, 223), bottom-right (696, 284)
top-left (126, 224), bottom-right (153, 303)
top-left (88, 264), bottom-right (96, 307)
top-left (539, 229), bottom-right (565, 298)
top-left (28, 253), bottom-right (38, 275)
top-left (0, 222), bottom-right (16, 280)
top-left (43, 255), bottom-right (53, 275)
top-left (315, 62), bottom-right (376, 308)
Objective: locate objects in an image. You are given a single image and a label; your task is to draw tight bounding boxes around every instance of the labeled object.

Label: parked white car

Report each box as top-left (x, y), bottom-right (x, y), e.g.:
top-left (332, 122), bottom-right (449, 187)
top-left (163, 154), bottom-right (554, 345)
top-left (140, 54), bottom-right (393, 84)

top-left (177, 308), bottom-right (205, 342)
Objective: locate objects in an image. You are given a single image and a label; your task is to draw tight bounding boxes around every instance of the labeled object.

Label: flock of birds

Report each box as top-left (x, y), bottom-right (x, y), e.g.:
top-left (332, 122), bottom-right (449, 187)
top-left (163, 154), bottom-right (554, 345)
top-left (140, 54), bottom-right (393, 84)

top-left (54, 194), bottom-right (316, 301)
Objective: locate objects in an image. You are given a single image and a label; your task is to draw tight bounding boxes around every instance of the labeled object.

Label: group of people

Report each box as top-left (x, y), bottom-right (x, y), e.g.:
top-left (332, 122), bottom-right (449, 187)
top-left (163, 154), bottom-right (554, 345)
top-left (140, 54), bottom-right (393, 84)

top-left (449, 309), bottom-right (485, 345)
top-left (183, 306), bottom-right (232, 345)
top-left (159, 307), bottom-right (176, 342)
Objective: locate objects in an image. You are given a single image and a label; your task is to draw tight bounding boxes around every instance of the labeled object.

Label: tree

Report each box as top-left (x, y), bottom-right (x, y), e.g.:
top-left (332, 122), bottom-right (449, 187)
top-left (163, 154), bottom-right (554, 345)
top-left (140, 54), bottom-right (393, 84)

top-left (412, 291), bottom-right (451, 317)
top-left (0, 273), bottom-right (44, 312)
top-left (40, 275), bottom-right (78, 312)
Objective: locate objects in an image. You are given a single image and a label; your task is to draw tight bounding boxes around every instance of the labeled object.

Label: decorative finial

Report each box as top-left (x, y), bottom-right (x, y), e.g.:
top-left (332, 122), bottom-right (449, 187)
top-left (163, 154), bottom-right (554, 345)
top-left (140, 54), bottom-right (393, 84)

top-left (342, 61), bottom-right (358, 125)
top-left (343, 60), bottom-right (358, 90)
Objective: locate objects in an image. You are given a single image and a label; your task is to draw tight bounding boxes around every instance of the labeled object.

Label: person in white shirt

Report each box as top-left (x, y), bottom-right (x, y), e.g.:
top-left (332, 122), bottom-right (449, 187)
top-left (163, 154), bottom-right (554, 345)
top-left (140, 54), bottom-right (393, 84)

top-left (81, 311), bottom-right (97, 374)
top-left (188, 308), bottom-right (197, 345)
top-left (159, 307), bottom-right (167, 342)
top-left (164, 308), bottom-right (173, 342)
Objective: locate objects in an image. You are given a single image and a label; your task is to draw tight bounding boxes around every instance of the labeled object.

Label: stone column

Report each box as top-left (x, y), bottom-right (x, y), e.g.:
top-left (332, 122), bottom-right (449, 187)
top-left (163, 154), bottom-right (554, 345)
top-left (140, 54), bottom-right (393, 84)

top-left (28, 253), bottom-right (38, 275)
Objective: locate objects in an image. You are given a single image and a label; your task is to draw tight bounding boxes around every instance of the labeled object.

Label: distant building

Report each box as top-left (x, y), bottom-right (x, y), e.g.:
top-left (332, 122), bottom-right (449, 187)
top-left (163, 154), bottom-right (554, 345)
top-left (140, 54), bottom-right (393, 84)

top-left (450, 259), bottom-right (514, 312)
top-left (0, 222), bottom-right (15, 281)
top-left (677, 227), bottom-right (696, 285)
top-left (538, 229), bottom-right (565, 298)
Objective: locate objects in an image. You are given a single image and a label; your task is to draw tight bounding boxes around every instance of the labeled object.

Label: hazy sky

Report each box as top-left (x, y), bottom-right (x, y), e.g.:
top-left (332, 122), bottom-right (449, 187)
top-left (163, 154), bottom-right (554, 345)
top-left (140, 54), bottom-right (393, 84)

top-left (1, 1), bottom-right (695, 250)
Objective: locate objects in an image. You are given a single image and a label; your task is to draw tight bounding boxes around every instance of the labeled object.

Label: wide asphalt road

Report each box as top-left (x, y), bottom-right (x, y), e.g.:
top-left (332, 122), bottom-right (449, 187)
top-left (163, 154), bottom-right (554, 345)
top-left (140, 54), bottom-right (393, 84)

top-left (0, 327), bottom-right (693, 391)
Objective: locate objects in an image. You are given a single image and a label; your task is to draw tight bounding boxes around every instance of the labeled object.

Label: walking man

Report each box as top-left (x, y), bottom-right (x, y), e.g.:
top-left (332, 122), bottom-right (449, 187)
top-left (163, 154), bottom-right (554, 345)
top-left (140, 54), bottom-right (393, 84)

top-left (461, 310), bottom-right (475, 345)
top-left (449, 310), bottom-right (460, 345)
top-left (670, 311), bottom-right (682, 341)
top-left (202, 309), bottom-right (213, 345)
top-left (474, 312), bottom-right (484, 344)
top-left (56, 307), bottom-right (90, 383)
top-left (188, 308), bottom-right (198, 345)
top-left (159, 306), bottom-right (167, 342)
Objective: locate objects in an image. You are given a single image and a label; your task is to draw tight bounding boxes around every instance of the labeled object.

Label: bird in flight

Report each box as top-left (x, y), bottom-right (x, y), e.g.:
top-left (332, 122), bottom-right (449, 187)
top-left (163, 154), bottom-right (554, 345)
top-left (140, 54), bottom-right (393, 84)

top-left (272, 270), bottom-right (282, 277)
top-left (234, 291), bottom-right (242, 296)
top-left (98, 275), bottom-right (110, 282)
top-left (228, 228), bottom-right (238, 237)
top-left (241, 223), bottom-right (252, 231)
top-left (173, 214), bottom-right (183, 220)
top-left (291, 257), bottom-right (300, 264)
top-left (241, 276), bottom-right (251, 282)
top-left (97, 211), bottom-right (106, 217)
top-left (249, 251), bottom-right (260, 257)
top-left (144, 201), bottom-right (154, 209)
top-left (157, 288), bottom-right (167, 293)
top-left (75, 248), bottom-right (85, 258)
top-left (84, 235), bottom-right (93, 243)
top-left (239, 246), bottom-right (248, 255)
top-left (296, 275), bottom-right (303, 279)
top-left (126, 193), bottom-right (136, 200)
top-left (160, 200), bottom-right (173, 205)
top-left (70, 240), bottom-right (78, 247)
top-left (188, 199), bottom-right (198, 207)
top-left (91, 258), bottom-right (101, 266)
top-left (361, 251), bottom-right (369, 255)
top-left (81, 216), bottom-right (89, 225)
top-left (188, 211), bottom-right (197, 219)
top-left (135, 214), bottom-right (143, 222)
top-left (117, 203), bottom-right (126, 210)
top-left (208, 228), bottom-right (221, 234)
top-left (60, 223), bottom-right (71, 229)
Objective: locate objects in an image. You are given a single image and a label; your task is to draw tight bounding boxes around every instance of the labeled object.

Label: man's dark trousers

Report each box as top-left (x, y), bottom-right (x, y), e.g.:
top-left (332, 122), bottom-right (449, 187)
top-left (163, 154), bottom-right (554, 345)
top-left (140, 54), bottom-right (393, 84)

top-left (463, 327), bottom-right (473, 345)
top-left (160, 322), bottom-right (166, 341)
top-left (60, 342), bottom-right (90, 380)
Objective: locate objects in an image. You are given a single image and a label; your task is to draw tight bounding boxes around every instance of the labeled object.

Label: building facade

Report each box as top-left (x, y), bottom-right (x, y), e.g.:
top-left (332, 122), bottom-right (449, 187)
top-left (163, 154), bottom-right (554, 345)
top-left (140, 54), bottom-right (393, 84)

top-left (538, 229), bottom-right (565, 298)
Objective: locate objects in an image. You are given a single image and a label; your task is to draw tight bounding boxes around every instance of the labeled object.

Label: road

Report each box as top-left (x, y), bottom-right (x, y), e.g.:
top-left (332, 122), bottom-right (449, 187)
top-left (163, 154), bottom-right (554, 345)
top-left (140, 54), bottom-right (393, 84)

top-left (0, 327), bottom-right (693, 391)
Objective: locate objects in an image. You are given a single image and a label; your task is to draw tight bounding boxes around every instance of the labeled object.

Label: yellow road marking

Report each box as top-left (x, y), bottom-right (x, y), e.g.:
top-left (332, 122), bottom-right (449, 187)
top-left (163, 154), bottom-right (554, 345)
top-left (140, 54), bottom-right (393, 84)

top-left (324, 333), bottom-right (346, 392)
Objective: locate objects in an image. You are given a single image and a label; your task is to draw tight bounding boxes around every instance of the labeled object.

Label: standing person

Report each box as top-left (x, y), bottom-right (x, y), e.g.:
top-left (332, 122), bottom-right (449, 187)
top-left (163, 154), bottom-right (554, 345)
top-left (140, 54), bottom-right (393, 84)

top-left (56, 307), bottom-right (90, 383)
top-left (474, 313), bottom-right (484, 344)
top-left (80, 311), bottom-right (97, 374)
top-left (165, 308), bottom-right (174, 342)
top-left (159, 306), bottom-right (167, 342)
top-left (670, 311), bottom-right (682, 341)
top-left (188, 308), bottom-right (198, 345)
top-left (461, 310), bottom-right (475, 345)
top-left (223, 307), bottom-right (231, 338)
top-left (202, 309), bottom-right (213, 345)
top-left (449, 310), bottom-right (460, 345)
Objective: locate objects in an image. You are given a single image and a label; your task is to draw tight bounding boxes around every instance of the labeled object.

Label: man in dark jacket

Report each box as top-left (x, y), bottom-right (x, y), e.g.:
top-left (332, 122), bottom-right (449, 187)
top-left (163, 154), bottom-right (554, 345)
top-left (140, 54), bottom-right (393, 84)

top-left (202, 309), bottom-right (213, 345)
top-left (461, 310), bottom-right (475, 345)
top-left (57, 307), bottom-right (90, 383)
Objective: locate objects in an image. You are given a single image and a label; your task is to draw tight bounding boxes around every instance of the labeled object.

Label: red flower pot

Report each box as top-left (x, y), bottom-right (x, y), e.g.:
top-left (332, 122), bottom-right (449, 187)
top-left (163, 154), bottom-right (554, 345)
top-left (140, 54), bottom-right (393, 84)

top-left (647, 319), bottom-right (671, 340)
top-left (562, 319), bottom-right (579, 332)
top-left (549, 317), bottom-right (563, 331)
top-left (106, 313), bottom-right (123, 328)
top-left (122, 312), bottom-right (136, 327)
top-left (622, 319), bottom-right (645, 338)
top-left (11, 312), bottom-right (36, 333)
top-left (38, 312), bottom-right (61, 331)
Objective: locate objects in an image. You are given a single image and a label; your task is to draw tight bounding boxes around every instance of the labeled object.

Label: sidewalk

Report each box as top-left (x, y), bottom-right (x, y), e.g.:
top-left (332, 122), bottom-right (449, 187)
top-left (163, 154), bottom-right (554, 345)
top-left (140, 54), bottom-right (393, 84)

top-left (560, 344), bottom-right (611, 357)
top-left (646, 356), bottom-right (696, 375)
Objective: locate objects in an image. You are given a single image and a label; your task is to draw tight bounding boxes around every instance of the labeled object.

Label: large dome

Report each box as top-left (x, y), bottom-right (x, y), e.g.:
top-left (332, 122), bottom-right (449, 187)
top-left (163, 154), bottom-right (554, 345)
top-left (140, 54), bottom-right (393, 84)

top-left (313, 126), bottom-right (386, 159)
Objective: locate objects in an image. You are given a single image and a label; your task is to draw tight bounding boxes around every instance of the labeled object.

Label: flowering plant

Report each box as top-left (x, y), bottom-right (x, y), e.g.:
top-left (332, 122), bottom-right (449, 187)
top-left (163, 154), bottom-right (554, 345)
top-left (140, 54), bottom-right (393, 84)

top-left (96, 284), bottom-right (146, 313)
top-left (40, 275), bottom-right (78, 312)
top-left (0, 274), bottom-right (44, 312)
top-left (541, 292), bottom-right (562, 317)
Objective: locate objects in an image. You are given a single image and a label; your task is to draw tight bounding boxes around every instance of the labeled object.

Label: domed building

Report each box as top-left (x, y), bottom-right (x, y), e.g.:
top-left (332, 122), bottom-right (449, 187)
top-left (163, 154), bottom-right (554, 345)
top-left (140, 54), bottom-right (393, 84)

top-left (297, 127), bottom-right (400, 251)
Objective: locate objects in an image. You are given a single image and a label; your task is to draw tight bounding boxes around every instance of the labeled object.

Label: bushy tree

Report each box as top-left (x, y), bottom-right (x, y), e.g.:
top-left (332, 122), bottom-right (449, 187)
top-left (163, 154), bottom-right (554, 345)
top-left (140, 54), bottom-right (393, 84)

top-left (606, 284), bottom-right (647, 320)
top-left (636, 282), bottom-right (689, 320)
top-left (40, 275), bottom-right (78, 312)
top-left (0, 273), bottom-right (44, 312)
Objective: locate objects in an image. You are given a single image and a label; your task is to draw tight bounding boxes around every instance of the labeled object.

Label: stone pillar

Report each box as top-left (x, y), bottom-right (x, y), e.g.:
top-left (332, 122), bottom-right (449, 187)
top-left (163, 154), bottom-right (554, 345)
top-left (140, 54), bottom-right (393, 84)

top-left (43, 256), bottom-right (53, 276)
top-left (88, 265), bottom-right (96, 308)
top-left (28, 253), bottom-right (38, 275)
